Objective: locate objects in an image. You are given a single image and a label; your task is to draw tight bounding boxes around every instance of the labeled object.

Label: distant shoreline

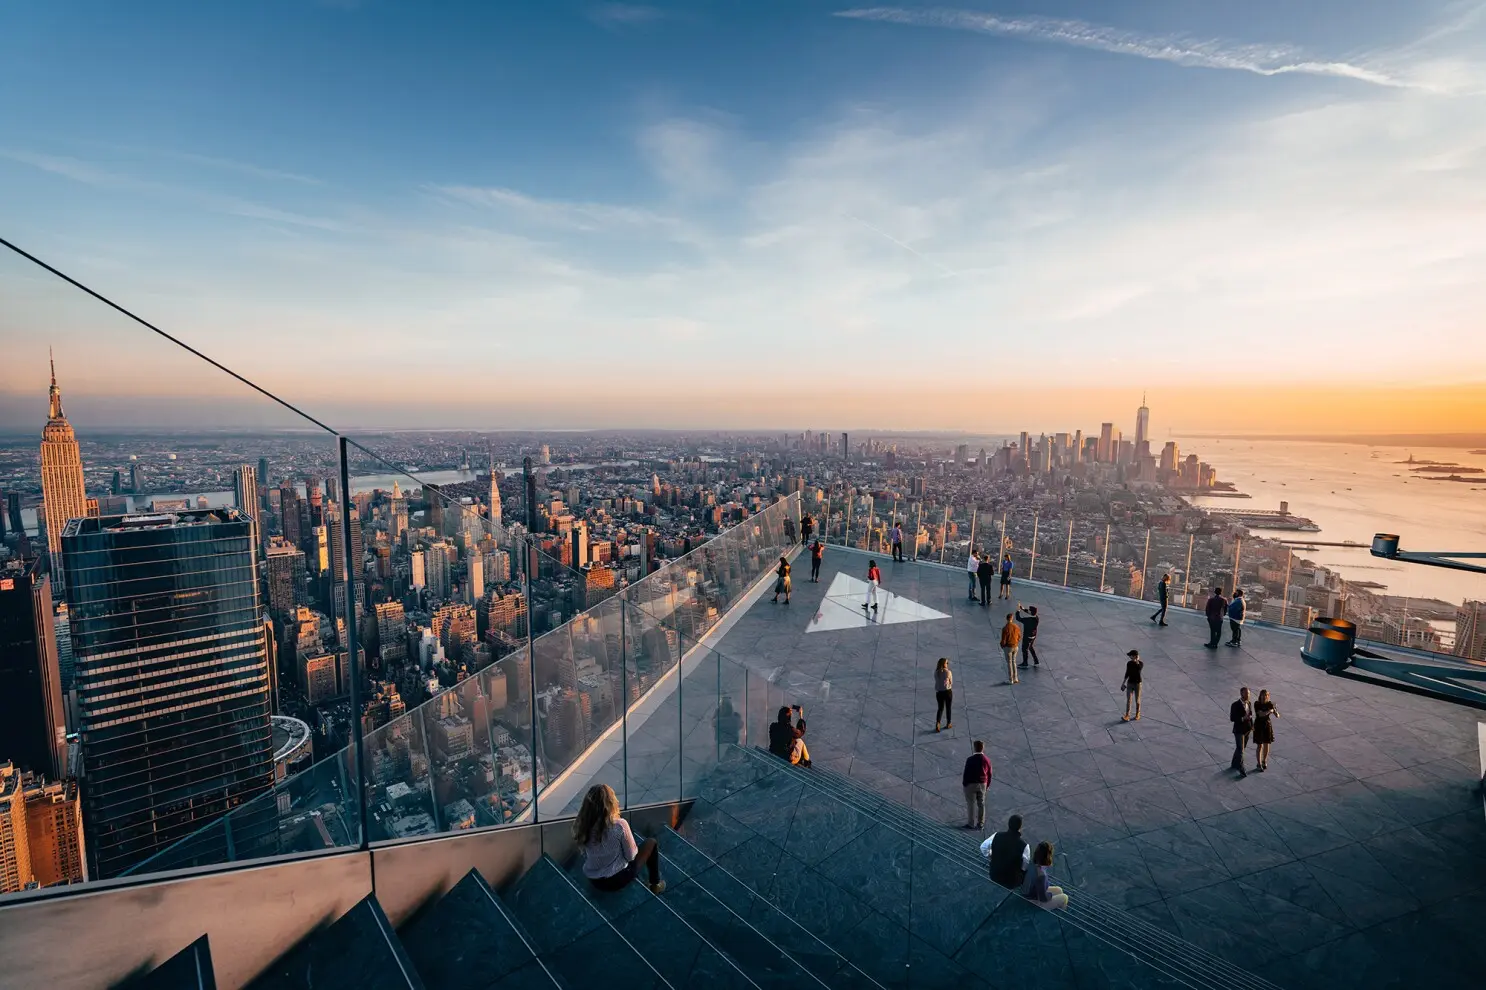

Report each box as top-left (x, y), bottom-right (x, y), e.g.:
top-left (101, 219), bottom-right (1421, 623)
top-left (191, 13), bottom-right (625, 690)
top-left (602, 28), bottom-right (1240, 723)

top-left (1175, 432), bottom-right (1486, 448)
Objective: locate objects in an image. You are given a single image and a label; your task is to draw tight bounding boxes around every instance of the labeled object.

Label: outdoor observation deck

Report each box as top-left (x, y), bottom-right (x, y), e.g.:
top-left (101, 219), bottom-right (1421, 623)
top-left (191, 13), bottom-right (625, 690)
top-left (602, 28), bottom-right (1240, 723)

top-left (692, 544), bottom-right (1486, 989)
top-left (4, 527), bottom-right (1483, 990)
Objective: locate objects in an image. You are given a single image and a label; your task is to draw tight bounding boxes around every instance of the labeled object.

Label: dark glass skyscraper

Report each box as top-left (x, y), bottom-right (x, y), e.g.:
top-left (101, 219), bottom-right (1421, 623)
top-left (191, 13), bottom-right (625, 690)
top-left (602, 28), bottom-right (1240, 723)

top-left (62, 509), bottom-right (275, 878)
top-left (0, 555), bottom-right (67, 780)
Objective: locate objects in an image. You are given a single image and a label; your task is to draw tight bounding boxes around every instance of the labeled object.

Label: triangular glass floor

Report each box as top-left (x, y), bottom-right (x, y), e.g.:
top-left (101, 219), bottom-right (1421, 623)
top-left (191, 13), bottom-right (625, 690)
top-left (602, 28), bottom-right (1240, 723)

top-left (806, 572), bottom-right (951, 632)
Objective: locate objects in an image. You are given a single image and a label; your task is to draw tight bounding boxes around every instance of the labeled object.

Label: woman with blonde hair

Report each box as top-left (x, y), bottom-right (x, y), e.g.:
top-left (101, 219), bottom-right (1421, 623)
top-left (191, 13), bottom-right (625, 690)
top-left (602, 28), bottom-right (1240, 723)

top-left (573, 784), bottom-right (664, 894)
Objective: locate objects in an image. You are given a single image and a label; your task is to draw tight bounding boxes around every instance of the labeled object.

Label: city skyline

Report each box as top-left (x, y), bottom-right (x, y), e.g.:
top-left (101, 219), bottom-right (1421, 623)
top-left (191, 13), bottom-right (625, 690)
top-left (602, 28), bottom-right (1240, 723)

top-left (3, 1), bottom-right (1486, 429)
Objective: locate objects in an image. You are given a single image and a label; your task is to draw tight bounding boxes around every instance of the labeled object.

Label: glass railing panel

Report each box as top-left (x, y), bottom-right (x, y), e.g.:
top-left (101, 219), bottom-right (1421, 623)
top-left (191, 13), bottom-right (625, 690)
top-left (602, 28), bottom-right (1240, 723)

top-left (679, 632), bottom-right (724, 800)
top-left (0, 244), bottom-right (367, 888)
top-left (1066, 517), bottom-right (1108, 594)
top-left (623, 600), bottom-right (681, 806)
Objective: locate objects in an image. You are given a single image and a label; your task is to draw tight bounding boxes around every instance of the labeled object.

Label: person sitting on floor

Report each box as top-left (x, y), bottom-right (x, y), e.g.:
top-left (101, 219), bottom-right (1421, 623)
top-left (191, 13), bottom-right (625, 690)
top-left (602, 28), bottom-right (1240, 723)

top-left (980, 813), bottom-right (1030, 889)
top-left (768, 705), bottom-right (811, 767)
top-left (575, 783), bottom-right (665, 894)
top-left (1021, 841), bottom-right (1068, 910)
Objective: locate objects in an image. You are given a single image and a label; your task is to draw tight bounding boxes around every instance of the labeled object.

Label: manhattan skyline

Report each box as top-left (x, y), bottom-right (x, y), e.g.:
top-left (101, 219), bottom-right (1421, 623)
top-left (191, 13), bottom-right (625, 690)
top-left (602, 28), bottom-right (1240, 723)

top-left (3, 1), bottom-right (1486, 433)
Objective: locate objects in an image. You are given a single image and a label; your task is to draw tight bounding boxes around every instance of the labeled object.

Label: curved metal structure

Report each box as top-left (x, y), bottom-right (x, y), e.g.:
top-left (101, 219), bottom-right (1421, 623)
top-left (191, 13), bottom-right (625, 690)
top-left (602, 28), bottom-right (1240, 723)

top-left (1298, 534), bottom-right (1486, 711)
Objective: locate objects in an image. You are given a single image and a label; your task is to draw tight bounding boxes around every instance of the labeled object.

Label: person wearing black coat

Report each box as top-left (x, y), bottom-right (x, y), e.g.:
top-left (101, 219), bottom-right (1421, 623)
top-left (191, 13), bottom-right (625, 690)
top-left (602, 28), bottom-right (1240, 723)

top-left (977, 554), bottom-right (995, 606)
top-left (1229, 687), bottom-right (1254, 777)
top-left (1150, 574), bottom-right (1170, 626)
top-left (1204, 588), bottom-right (1228, 649)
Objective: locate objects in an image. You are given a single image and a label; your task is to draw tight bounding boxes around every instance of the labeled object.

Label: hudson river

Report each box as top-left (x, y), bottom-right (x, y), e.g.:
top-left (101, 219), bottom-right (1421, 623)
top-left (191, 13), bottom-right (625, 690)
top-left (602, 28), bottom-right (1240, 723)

top-left (1188, 439), bottom-right (1486, 607)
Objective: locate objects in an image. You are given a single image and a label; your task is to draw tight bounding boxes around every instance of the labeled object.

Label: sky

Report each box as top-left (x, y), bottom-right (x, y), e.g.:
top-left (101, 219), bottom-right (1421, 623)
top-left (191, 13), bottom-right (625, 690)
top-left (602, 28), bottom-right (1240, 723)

top-left (1, 0), bottom-right (1484, 434)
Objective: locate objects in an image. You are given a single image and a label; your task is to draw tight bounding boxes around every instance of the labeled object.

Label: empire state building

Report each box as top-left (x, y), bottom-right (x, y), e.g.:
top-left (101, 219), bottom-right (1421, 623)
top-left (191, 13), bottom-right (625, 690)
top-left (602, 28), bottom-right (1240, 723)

top-left (40, 354), bottom-right (88, 582)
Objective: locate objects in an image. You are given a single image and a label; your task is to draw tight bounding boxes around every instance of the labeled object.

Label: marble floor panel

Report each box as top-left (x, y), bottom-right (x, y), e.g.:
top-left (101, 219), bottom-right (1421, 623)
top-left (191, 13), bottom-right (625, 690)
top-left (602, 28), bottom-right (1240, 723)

top-left (692, 546), bottom-right (1486, 988)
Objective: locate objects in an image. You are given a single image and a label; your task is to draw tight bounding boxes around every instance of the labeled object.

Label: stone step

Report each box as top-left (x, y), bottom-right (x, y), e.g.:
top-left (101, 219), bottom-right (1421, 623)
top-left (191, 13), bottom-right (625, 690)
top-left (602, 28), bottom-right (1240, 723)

top-left (743, 747), bottom-right (1282, 990)
top-left (399, 869), bottom-right (560, 990)
top-left (657, 825), bottom-right (875, 990)
top-left (121, 934), bottom-right (217, 990)
top-left (555, 849), bottom-right (762, 990)
top-left (501, 855), bottom-right (673, 990)
top-left (247, 895), bottom-right (425, 990)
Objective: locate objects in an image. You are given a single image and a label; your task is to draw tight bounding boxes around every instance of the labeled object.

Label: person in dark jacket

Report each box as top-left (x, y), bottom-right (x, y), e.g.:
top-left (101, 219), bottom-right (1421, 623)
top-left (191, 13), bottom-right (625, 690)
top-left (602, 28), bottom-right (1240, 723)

top-left (1229, 687), bottom-right (1253, 777)
top-left (1120, 649), bottom-right (1143, 722)
top-left (1150, 574), bottom-right (1170, 626)
top-left (961, 740), bottom-right (992, 829)
top-left (1015, 604), bottom-right (1041, 667)
top-left (809, 539), bottom-right (824, 582)
top-left (800, 514), bottom-right (814, 545)
top-left (1226, 589), bottom-right (1246, 646)
top-left (977, 553), bottom-right (995, 606)
top-left (980, 814), bottom-right (1030, 888)
top-left (1204, 588), bottom-right (1228, 649)
top-left (768, 706), bottom-right (810, 767)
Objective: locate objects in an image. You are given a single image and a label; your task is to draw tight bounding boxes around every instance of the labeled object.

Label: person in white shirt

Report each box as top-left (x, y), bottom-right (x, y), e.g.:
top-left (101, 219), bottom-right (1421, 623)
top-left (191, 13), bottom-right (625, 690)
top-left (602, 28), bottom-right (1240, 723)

top-left (966, 552), bottom-right (980, 601)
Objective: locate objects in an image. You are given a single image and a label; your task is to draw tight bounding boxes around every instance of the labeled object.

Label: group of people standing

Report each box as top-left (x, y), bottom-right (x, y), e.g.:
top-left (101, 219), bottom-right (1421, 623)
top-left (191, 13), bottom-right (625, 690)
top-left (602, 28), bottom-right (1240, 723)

top-left (967, 550), bottom-right (1015, 604)
top-left (1205, 587), bottom-right (1247, 648)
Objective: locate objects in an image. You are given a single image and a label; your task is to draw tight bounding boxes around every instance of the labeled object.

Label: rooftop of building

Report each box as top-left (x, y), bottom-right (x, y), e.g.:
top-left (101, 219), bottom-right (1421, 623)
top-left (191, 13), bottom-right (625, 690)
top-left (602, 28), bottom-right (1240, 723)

top-left (692, 544), bottom-right (1486, 988)
top-left (60, 508), bottom-right (248, 537)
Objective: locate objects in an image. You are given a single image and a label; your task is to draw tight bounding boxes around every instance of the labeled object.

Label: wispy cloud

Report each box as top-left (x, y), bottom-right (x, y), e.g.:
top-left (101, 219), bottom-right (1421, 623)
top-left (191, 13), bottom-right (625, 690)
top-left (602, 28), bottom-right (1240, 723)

top-left (426, 184), bottom-right (678, 231)
top-left (835, 6), bottom-right (1419, 90)
top-left (588, 4), bottom-right (665, 29)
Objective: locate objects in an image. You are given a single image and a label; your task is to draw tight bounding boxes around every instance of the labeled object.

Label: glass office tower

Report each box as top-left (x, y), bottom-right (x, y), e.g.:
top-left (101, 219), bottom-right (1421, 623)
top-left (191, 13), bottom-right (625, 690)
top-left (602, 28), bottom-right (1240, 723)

top-left (61, 509), bottom-right (275, 879)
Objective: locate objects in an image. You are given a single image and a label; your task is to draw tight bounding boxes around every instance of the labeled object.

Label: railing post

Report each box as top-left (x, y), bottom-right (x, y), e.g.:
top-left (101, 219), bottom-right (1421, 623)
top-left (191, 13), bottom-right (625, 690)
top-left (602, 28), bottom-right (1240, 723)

top-left (1183, 533), bottom-right (1194, 607)
top-left (1231, 536), bottom-right (1242, 597)
top-left (1063, 519), bottom-right (1073, 587)
top-left (1099, 521), bottom-right (1111, 593)
top-left (913, 501), bottom-right (922, 560)
top-left (620, 601), bottom-right (628, 809)
top-left (939, 504), bottom-right (949, 565)
top-left (844, 493), bottom-right (853, 550)
top-left (337, 437), bottom-right (368, 851)
top-left (1141, 528), bottom-right (1151, 600)
top-left (524, 535), bottom-right (540, 823)
top-left (1280, 550), bottom-right (1294, 626)
top-left (967, 507), bottom-right (977, 557)
top-left (1029, 513), bottom-right (1040, 581)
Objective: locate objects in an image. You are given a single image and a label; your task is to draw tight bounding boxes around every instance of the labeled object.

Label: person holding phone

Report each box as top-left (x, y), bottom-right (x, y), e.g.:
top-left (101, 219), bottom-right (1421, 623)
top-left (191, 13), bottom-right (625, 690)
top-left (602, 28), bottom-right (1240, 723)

top-left (769, 705), bottom-right (810, 767)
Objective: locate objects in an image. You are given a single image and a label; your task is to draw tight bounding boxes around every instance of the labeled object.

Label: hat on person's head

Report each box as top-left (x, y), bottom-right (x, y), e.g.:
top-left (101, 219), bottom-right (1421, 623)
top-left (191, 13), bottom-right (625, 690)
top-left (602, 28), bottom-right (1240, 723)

top-left (1126, 649), bottom-right (1140, 658)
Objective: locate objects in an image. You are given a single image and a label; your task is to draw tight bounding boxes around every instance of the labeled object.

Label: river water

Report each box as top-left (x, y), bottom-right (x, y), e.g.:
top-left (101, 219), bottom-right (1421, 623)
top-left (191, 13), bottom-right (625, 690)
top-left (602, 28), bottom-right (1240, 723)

top-left (1188, 439), bottom-right (1486, 606)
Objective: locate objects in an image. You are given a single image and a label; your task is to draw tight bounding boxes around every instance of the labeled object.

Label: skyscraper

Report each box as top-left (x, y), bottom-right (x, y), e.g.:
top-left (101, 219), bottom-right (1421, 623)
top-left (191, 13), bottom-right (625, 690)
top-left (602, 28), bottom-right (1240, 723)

top-left (61, 509), bottom-right (275, 878)
top-left (488, 453), bottom-right (502, 526)
top-left (0, 556), bottom-right (67, 780)
top-left (233, 464), bottom-right (260, 546)
top-left (1134, 393), bottom-right (1151, 457)
top-left (1455, 601), bottom-right (1486, 662)
top-left (39, 354), bottom-right (88, 585)
top-left (1097, 423), bottom-right (1115, 463)
top-left (6, 491), bottom-right (24, 538)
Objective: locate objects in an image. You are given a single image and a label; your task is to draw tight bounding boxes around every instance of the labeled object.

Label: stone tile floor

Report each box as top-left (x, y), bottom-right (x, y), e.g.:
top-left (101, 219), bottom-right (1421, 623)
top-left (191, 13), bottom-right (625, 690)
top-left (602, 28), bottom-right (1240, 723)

top-left (700, 545), bottom-right (1486, 989)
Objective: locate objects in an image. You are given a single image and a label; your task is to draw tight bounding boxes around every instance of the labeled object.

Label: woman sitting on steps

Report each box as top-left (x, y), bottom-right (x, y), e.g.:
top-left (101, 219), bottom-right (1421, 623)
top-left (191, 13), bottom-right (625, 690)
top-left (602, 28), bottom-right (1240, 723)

top-left (574, 784), bottom-right (665, 894)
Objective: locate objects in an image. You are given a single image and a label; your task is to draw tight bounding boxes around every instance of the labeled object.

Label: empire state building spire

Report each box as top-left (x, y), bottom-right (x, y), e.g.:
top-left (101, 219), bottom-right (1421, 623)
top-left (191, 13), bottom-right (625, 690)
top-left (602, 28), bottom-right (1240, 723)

top-left (40, 352), bottom-right (89, 584)
top-left (48, 347), bottom-right (65, 421)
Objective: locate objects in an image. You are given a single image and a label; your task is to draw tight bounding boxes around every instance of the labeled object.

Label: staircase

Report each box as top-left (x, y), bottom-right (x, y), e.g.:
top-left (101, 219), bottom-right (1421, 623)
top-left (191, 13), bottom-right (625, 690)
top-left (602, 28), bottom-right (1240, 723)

top-left (738, 746), bottom-right (1284, 990)
top-left (121, 743), bottom-right (1288, 990)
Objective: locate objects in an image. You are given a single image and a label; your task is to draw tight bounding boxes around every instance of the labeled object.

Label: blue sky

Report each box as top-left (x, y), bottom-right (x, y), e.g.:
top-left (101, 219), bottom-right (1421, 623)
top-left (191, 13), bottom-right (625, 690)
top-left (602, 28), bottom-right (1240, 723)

top-left (1, 1), bottom-right (1484, 431)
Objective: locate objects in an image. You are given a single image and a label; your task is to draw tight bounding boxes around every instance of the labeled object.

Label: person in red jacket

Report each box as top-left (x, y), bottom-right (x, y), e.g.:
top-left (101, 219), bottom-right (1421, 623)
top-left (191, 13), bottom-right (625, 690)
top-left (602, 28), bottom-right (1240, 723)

top-left (861, 560), bottom-right (881, 614)
top-left (961, 740), bottom-right (992, 830)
